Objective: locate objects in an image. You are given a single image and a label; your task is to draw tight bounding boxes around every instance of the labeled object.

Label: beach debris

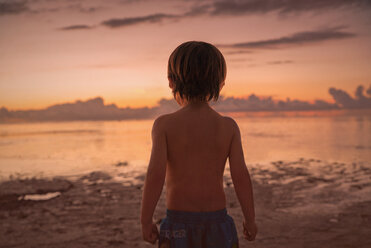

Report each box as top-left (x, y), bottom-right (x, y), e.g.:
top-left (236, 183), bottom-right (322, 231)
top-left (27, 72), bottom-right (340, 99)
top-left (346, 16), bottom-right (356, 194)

top-left (99, 189), bottom-right (111, 197)
top-left (134, 175), bottom-right (145, 181)
top-left (114, 161), bottom-right (129, 167)
top-left (0, 178), bottom-right (72, 196)
top-left (107, 240), bottom-right (124, 246)
top-left (271, 160), bottom-right (283, 165)
top-left (18, 192), bottom-right (61, 201)
top-left (72, 200), bottom-right (83, 205)
top-left (80, 171), bottom-right (112, 182)
top-left (122, 181), bottom-right (133, 187)
top-left (0, 178), bottom-right (71, 211)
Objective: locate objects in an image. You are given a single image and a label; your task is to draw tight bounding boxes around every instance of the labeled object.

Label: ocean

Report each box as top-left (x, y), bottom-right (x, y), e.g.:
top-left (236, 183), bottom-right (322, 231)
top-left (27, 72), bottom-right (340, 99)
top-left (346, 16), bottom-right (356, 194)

top-left (0, 109), bottom-right (370, 181)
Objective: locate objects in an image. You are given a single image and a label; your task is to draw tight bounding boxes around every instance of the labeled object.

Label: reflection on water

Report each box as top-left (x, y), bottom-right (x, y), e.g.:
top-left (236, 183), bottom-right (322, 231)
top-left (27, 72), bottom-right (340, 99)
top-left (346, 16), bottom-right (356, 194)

top-left (240, 109), bottom-right (371, 165)
top-left (0, 109), bottom-right (370, 180)
top-left (0, 129), bottom-right (100, 137)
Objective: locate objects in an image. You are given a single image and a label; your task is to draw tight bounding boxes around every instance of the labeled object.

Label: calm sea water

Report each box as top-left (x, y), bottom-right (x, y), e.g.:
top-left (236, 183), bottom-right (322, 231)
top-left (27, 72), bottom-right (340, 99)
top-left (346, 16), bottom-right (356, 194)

top-left (0, 109), bottom-right (370, 181)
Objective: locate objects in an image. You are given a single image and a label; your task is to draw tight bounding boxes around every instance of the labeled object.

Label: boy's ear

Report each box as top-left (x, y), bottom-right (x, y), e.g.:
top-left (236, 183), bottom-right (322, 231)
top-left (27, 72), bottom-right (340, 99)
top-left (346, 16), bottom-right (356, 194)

top-left (220, 81), bottom-right (225, 91)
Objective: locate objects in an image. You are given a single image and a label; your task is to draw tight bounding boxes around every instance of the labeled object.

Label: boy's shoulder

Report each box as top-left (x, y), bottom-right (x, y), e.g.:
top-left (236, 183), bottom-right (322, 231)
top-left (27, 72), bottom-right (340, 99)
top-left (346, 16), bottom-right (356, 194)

top-left (152, 113), bottom-right (176, 134)
top-left (221, 115), bottom-right (238, 126)
top-left (152, 113), bottom-right (171, 130)
top-left (220, 115), bottom-right (240, 132)
top-left (152, 112), bottom-right (239, 134)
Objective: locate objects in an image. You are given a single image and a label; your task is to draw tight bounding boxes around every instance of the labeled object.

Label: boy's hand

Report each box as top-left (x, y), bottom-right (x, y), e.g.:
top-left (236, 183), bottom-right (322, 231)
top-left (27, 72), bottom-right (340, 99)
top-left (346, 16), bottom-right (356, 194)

top-left (141, 222), bottom-right (159, 244)
top-left (243, 220), bottom-right (257, 241)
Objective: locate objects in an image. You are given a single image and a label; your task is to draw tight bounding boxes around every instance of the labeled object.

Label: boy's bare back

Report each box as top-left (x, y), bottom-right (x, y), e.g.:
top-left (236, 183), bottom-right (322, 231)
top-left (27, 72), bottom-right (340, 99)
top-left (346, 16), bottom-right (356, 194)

top-left (141, 41), bottom-right (256, 245)
top-left (159, 103), bottom-right (233, 212)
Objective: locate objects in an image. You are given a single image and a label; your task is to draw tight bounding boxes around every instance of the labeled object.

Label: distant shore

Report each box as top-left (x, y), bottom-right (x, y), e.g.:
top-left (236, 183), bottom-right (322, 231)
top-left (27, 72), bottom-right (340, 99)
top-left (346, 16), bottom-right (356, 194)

top-left (1, 108), bottom-right (370, 124)
top-left (1, 158), bottom-right (370, 248)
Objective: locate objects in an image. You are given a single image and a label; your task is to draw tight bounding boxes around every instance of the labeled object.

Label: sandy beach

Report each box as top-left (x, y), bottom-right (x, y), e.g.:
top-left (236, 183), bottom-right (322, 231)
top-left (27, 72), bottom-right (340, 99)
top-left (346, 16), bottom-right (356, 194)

top-left (1, 158), bottom-right (370, 248)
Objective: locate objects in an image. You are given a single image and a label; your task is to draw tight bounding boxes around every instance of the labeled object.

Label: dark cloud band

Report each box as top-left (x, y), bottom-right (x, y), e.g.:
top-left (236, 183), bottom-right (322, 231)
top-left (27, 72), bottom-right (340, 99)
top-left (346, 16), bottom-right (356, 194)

top-left (0, 1), bottom-right (28, 15)
top-left (211, 0), bottom-right (371, 15)
top-left (101, 13), bottom-right (178, 28)
top-left (59, 25), bottom-right (93, 31)
top-left (1, 85), bottom-right (370, 122)
top-left (218, 26), bottom-right (355, 51)
top-left (55, 0), bottom-right (371, 31)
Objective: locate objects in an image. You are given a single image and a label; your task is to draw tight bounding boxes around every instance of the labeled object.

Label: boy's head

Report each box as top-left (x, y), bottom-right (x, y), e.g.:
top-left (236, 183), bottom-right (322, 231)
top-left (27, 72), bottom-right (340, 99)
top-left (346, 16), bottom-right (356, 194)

top-left (168, 41), bottom-right (226, 103)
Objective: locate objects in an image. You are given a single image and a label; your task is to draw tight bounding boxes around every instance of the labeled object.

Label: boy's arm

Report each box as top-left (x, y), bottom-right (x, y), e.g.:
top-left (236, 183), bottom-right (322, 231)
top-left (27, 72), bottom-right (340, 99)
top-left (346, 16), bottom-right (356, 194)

top-left (140, 116), bottom-right (167, 225)
top-left (228, 118), bottom-right (256, 223)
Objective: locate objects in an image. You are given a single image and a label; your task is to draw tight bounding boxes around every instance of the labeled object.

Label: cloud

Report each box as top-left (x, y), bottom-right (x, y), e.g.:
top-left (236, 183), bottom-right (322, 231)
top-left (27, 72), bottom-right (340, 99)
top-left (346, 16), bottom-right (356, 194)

top-left (211, 0), bottom-right (371, 16)
top-left (0, 0), bottom-right (102, 16)
top-left (224, 50), bottom-right (254, 55)
top-left (2, 85), bottom-right (370, 123)
top-left (212, 95), bottom-right (338, 112)
top-left (56, 0), bottom-right (371, 31)
top-left (155, 92), bottom-right (340, 113)
top-left (218, 26), bottom-right (355, 51)
top-left (0, 97), bottom-right (156, 123)
top-left (101, 13), bottom-right (179, 28)
top-left (367, 85), bottom-right (371, 96)
top-left (59, 24), bottom-right (93, 31)
top-left (329, 85), bottom-right (371, 108)
top-left (66, 3), bottom-right (99, 14)
top-left (267, 60), bottom-right (293, 65)
top-left (183, 3), bottom-right (211, 17)
top-left (0, 1), bottom-right (29, 15)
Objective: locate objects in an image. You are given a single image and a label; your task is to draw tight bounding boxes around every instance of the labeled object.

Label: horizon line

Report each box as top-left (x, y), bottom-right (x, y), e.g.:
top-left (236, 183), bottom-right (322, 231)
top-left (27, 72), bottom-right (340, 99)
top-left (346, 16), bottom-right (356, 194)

top-left (0, 94), bottom-right (334, 111)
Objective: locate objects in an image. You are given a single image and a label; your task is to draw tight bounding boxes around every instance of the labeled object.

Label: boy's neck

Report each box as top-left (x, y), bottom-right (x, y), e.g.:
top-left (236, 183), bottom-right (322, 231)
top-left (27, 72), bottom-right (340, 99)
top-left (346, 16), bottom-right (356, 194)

top-left (183, 101), bottom-right (210, 109)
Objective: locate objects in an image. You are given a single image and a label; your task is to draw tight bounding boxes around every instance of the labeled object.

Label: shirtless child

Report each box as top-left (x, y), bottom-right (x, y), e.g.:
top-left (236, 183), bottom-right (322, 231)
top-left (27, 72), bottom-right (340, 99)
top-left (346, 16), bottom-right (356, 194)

top-left (141, 41), bottom-right (257, 247)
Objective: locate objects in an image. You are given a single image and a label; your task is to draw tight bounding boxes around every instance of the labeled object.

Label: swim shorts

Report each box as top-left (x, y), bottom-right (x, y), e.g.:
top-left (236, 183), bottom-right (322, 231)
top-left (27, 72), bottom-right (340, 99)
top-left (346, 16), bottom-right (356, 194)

top-left (158, 208), bottom-right (239, 248)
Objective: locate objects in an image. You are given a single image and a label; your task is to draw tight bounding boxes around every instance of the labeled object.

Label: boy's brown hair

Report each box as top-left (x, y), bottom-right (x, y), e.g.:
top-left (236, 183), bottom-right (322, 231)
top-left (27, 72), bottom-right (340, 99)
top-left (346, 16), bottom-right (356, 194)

top-left (168, 41), bottom-right (226, 102)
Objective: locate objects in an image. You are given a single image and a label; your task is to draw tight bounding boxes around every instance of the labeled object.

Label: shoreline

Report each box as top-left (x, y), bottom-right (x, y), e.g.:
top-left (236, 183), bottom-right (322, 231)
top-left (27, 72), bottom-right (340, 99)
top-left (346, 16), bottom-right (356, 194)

top-left (1, 158), bottom-right (370, 247)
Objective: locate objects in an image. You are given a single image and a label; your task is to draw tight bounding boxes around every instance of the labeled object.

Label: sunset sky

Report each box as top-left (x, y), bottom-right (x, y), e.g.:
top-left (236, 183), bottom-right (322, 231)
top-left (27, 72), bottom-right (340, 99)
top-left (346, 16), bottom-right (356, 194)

top-left (0, 0), bottom-right (370, 110)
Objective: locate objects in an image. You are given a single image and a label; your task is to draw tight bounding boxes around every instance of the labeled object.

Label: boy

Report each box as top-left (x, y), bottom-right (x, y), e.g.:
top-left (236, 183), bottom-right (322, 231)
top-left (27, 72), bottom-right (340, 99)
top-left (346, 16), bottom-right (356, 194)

top-left (141, 41), bottom-right (257, 247)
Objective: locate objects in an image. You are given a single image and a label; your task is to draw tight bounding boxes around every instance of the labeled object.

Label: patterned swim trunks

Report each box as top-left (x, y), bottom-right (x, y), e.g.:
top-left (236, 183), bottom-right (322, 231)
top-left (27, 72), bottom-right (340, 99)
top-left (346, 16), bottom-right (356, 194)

top-left (158, 208), bottom-right (239, 248)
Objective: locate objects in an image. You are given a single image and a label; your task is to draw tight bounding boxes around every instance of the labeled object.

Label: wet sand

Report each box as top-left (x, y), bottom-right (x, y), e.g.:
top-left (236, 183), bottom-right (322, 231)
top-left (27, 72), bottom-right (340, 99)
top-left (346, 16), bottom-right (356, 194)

top-left (1, 159), bottom-right (370, 248)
